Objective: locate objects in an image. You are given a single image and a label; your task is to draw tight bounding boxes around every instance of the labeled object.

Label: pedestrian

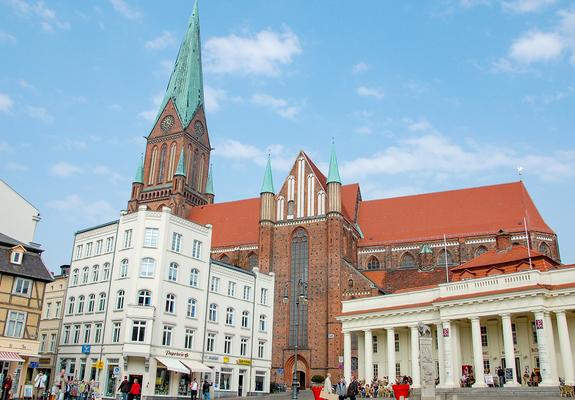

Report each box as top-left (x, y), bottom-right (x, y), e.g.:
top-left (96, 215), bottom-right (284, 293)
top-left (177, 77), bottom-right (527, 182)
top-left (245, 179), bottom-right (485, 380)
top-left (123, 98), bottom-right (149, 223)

top-left (34, 370), bottom-right (48, 400)
top-left (118, 377), bottom-right (131, 400)
top-left (347, 376), bottom-right (359, 400)
top-left (129, 379), bottom-right (141, 400)
top-left (2, 374), bottom-right (13, 400)
top-left (202, 379), bottom-right (211, 400)
top-left (335, 378), bottom-right (346, 400)
top-left (497, 367), bottom-right (505, 387)
top-left (324, 373), bottom-right (333, 395)
top-left (189, 378), bottom-right (198, 400)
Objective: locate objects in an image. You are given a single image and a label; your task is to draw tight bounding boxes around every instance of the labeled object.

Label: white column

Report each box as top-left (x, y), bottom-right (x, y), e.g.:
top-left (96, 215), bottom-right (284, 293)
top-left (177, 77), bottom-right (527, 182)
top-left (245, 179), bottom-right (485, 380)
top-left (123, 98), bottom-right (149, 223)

top-left (544, 311), bottom-right (558, 384)
top-left (556, 311), bottom-right (575, 385)
top-left (501, 314), bottom-right (519, 387)
top-left (452, 322), bottom-right (461, 381)
top-left (344, 331), bottom-right (352, 384)
top-left (441, 320), bottom-right (454, 387)
top-left (436, 322), bottom-right (445, 386)
top-left (364, 330), bottom-right (374, 383)
top-left (410, 325), bottom-right (420, 388)
top-left (358, 332), bottom-right (365, 380)
top-left (534, 311), bottom-right (553, 386)
top-left (387, 327), bottom-right (396, 383)
top-left (470, 317), bottom-right (486, 387)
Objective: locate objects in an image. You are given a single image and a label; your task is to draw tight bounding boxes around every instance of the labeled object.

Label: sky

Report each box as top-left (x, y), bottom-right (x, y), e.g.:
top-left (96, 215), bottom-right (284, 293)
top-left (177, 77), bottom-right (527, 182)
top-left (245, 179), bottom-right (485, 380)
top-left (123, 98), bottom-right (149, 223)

top-left (0, 0), bottom-right (574, 271)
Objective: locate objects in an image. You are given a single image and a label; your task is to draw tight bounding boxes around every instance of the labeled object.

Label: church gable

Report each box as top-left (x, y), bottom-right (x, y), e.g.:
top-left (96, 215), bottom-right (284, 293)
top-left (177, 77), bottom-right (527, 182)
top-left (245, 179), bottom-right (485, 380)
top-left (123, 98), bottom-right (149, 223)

top-left (148, 98), bottom-right (185, 139)
top-left (276, 152), bottom-right (328, 221)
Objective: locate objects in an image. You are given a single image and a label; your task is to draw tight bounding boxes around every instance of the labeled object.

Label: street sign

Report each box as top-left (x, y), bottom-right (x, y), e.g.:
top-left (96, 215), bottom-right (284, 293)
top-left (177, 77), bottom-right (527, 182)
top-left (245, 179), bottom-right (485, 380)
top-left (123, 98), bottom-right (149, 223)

top-left (94, 360), bottom-right (104, 369)
top-left (113, 367), bottom-right (120, 376)
top-left (29, 362), bottom-right (39, 369)
top-left (82, 344), bottom-right (91, 354)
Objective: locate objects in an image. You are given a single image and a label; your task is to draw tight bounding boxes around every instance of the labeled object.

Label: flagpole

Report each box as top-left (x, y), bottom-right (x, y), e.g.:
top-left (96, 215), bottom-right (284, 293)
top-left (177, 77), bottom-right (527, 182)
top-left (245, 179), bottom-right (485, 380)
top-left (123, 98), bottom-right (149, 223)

top-left (444, 234), bottom-right (449, 283)
top-left (524, 217), bottom-right (533, 269)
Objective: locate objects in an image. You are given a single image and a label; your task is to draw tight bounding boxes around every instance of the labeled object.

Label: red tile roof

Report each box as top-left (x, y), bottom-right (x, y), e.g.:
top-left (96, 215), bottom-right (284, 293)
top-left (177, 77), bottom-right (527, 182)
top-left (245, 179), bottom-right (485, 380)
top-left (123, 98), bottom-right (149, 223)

top-left (357, 181), bottom-right (553, 246)
top-left (363, 268), bottom-right (448, 293)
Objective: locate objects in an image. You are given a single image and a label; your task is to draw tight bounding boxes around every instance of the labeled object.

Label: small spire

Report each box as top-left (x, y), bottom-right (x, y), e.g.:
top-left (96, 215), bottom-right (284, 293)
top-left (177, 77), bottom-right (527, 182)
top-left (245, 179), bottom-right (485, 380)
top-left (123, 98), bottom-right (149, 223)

top-left (419, 244), bottom-right (433, 254)
top-left (205, 164), bottom-right (214, 195)
top-left (134, 154), bottom-right (144, 184)
top-left (175, 148), bottom-right (186, 176)
top-left (327, 142), bottom-right (341, 184)
top-left (260, 156), bottom-right (275, 194)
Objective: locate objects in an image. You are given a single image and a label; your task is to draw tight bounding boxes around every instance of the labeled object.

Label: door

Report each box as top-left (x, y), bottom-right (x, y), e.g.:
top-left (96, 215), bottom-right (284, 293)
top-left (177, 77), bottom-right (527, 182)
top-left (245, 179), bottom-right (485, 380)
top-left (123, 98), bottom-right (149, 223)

top-left (515, 358), bottom-right (521, 384)
top-left (298, 371), bottom-right (306, 390)
top-left (128, 374), bottom-right (143, 397)
top-left (238, 373), bottom-right (244, 396)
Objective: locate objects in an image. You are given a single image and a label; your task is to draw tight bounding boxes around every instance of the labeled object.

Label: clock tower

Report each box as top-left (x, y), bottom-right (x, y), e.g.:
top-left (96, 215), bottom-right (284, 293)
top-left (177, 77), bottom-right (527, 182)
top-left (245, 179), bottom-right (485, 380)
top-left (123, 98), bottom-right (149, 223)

top-left (127, 0), bottom-right (211, 217)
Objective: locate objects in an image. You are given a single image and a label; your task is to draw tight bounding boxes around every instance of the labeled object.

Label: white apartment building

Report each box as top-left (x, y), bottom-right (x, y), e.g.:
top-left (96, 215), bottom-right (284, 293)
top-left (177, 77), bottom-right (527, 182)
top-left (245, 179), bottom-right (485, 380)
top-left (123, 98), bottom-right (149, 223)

top-left (58, 206), bottom-right (274, 399)
top-left (0, 178), bottom-right (41, 245)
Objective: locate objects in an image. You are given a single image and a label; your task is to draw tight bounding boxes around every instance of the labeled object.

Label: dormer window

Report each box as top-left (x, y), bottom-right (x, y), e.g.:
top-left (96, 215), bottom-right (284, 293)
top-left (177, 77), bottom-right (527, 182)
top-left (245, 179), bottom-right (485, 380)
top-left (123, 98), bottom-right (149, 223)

top-left (10, 246), bottom-right (25, 265)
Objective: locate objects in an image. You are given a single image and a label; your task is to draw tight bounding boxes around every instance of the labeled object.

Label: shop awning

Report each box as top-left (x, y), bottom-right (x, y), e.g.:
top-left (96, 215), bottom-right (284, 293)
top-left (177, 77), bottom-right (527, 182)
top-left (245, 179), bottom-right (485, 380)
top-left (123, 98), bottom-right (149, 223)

top-left (179, 359), bottom-right (213, 373)
top-left (0, 352), bottom-right (25, 362)
top-left (155, 357), bottom-right (188, 374)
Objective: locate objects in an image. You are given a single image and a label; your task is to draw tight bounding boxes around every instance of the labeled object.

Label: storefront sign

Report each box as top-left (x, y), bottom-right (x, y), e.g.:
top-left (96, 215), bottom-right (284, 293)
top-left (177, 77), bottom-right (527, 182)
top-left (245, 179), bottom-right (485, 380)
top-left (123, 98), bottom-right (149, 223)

top-left (236, 359), bottom-right (251, 366)
top-left (94, 360), bottom-right (104, 369)
top-left (205, 355), bottom-right (219, 361)
top-left (223, 357), bottom-right (229, 363)
top-left (165, 350), bottom-right (190, 358)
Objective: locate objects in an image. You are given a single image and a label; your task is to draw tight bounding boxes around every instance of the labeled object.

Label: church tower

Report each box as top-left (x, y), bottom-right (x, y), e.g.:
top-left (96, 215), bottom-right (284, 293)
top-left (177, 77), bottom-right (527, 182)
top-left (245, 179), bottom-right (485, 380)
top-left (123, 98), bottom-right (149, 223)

top-left (127, 0), bottom-right (212, 217)
top-left (258, 157), bottom-right (275, 273)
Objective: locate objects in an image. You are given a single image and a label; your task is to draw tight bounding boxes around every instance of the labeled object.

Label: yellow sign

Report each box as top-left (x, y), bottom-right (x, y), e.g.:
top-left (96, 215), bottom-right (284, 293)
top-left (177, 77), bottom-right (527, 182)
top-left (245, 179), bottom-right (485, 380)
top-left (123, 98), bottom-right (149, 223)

top-left (236, 359), bottom-right (251, 366)
top-left (223, 357), bottom-right (229, 363)
top-left (94, 361), bottom-right (104, 369)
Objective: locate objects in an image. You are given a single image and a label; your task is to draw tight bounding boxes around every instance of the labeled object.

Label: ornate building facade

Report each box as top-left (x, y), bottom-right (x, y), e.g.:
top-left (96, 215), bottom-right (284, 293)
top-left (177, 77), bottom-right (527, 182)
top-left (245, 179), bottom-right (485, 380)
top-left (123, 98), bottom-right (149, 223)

top-left (124, 1), bottom-right (561, 390)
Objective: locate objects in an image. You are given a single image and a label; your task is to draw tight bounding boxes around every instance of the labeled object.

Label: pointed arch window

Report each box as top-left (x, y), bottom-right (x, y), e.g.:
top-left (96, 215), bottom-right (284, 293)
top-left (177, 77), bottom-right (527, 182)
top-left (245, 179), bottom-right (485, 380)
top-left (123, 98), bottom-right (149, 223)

top-left (399, 253), bottom-right (416, 268)
top-left (198, 153), bottom-right (205, 191)
top-left (168, 142), bottom-right (177, 179)
top-left (148, 146), bottom-right (158, 184)
top-left (277, 196), bottom-right (285, 221)
top-left (475, 246), bottom-right (488, 257)
top-left (289, 228), bottom-right (308, 347)
top-left (317, 191), bottom-right (326, 215)
top-left (186, 144), bottom-right (193, 186)
top-left (367, 256), bottom-right (381, 270)
top-left (307, 174), bottom-right (315, 217)
top-left (436, 249), bottom-right (456, 266)
top-left (191, 149), bottom-right (199, 189)
top-left (248, 253), bottom-right (258, 269)
top-left (157, 144), bottom-right (167, 183)
top-left (538, 242), bottom-right (551, 256)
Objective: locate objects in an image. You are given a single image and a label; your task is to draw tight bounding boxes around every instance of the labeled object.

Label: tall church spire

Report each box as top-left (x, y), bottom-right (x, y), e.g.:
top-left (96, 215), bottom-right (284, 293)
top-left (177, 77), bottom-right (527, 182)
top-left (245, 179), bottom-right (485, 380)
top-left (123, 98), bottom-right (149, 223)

top-left (155, 0), bottom-right (204, 128)
top-left (260, 156), bottom-right (275, 194)
top-left (327, 143), bottom-right (341, 184)
top-left (205, 165), bottom-right (214, 195)
top-left (134, 155), bottom-right (144, 184)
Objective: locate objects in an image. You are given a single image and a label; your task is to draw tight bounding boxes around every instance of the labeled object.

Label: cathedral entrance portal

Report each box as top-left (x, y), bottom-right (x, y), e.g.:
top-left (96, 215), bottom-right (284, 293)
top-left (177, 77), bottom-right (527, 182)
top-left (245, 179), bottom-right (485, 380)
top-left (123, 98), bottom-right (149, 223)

top-left (285, 354), bottom-right (310, 390)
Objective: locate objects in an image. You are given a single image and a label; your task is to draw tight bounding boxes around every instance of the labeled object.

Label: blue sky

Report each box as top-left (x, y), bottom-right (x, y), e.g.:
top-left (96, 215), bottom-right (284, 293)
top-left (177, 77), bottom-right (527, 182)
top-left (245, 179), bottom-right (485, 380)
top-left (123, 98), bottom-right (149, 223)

top-left (1, 0), bottom-right (574, 270)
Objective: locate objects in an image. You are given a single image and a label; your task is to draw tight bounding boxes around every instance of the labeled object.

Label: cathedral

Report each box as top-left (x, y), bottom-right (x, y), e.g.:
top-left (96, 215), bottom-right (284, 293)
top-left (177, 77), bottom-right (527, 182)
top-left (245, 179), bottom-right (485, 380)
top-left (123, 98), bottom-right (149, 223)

top-left (126, 2), bottom-right (560, 389)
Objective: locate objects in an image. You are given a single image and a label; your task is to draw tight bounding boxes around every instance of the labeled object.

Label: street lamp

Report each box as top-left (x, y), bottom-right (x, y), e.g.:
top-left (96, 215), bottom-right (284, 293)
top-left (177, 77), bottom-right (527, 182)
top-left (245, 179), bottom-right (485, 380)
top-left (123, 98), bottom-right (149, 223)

top-left (283, 279), bottom-right (308, 400)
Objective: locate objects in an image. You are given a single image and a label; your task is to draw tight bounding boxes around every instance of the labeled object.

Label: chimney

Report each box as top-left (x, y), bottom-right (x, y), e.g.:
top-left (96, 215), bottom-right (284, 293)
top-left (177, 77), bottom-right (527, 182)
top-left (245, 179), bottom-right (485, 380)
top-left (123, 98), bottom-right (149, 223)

top-left (495, 230), bottom-right (512, 252)
top-left (60, 264), bottom-right (70, 276)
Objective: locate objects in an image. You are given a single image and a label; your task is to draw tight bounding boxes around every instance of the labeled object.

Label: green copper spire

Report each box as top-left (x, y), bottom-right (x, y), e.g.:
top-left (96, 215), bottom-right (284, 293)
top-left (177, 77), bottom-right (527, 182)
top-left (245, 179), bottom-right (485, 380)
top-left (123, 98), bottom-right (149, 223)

top-left (134, 155), bottom-right (144, 184)
top-left (175, 148), bottom-right (186, 176)
top-left (155, 0), bottom-right (204, 128)
top-left (327, 143), bottom-right (342, 184)
top-left (260, 156), bottom-right (275, 194)
top-left (205, 165), bottom-right (214, 195)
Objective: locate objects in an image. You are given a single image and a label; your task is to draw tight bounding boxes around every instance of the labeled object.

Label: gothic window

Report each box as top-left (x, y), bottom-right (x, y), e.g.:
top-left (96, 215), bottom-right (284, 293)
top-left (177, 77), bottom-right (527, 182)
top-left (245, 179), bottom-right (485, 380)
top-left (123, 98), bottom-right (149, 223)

top-left (289, 228), bottom-right (308, 347)
top-left (367, 256), bottom-right (380, 270)
top-left (475, 246), bottom-right (488, 257)
top-left (277, 196), bottom-right (285, 221)
top-left (220, 254), bottom-right (230, 263)
top-left (317, 191), bottom-right (326, 215)
top-left (248, 253), bottom-right (258, 269)
top-left (306, 174), bottom-right (315, 217)
top-left (148, 146), bottom-right (158, 184)
top-left (198, 153), bottom-right (205, 191)
top-left (399, 253), bottom-right (416, 268)
top-left (191, 149), bottom-right (199, 190)
top-left (287, 200), bottom-right (295, 218)
top-left (538, 242), bottom-right (551, 256)
top-left (167, 142), bottom-right (177, 179)
top-left (436, 249), bottom-right (456, 266)
top-left (157, 144), bottom-right (167, 183)
top-left (186, 144), bottom-right (193, 186)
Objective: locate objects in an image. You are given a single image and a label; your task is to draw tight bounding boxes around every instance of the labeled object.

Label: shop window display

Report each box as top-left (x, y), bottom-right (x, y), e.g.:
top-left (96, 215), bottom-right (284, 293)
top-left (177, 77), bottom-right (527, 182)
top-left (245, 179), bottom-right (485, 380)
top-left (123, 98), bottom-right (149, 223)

top-left (178, 374), bottom-right (191, 396)
top-left (106, 364), bottom-right (118, 397)
top-left (155, 368), bottom-right (170, 395)
top-left (255, 371), bottom-right (266, 392)
top-left (219, 368), bottom-right (232, 390)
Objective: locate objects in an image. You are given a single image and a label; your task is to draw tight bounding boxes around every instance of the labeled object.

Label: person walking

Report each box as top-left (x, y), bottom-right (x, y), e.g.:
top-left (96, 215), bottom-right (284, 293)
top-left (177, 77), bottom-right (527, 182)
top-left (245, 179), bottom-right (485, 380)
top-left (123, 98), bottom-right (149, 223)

top-left (324, 373), bottom-right (333, 395)
top-left (189, 378), bottom-right (198, 400)
top-left (118, 377), bottom-right (131, 400)
top-left (335, 379), bottom-right (346, 400)
top-left (201, 380), bottom-right (211, 400)
top-left (2, 374), bottom-right (13, 400)
top-left (129, 379), bottom-right (141, 400)
top-left (497, 367), bottom-right (505, 387)
top-left (347, 376), bottom-right (359, 400)
top-left (34, 370), bottom-right (48, 400)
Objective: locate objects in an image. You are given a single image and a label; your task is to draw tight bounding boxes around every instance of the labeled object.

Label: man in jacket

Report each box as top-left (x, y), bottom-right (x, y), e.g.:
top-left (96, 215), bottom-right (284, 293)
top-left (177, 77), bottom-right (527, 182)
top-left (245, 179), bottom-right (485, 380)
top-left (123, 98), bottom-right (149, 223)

top-left (347, 376), bottom-right (358, 400)
top-left (118, 377), bottom-right (131, 400)
top-left (202, 380), bottom-right (212, 400)
top-left (335, 378), bottom-right (346, 400)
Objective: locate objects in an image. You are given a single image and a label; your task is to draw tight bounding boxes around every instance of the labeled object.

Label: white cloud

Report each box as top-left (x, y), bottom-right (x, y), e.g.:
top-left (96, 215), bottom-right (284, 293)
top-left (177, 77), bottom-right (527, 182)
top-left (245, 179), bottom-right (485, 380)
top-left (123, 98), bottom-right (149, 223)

top-left (47, 194), bottom-right (116, 224)
top-left (355, 126), bottom-right (373, 135)
top-left (502, 0), bottom-right (555, 13)
top-left (352, 62), bottom-right (370, 74)
top-left (5, 161), bottom-right (28, 172)
top-left (93, 165), bottom-right (124, 184)
top-left (523, 85), bottom-right (575, 104)
top-left (213, 139), bottom-right (295, 171)
top-left (109, 0), bottom-right (141, 20)
top-left (204, 85), bottom-right (227, 113)
top-left (407, 119), bottom-right (432, 132)
top-left (250, 93), bottom-right (301, 119)
top-left (357, 86), bottom-right (385, 99)
top-left (5, 0), bottom-right (69, 31)
top-left (205, 28), bottom-right (302, 76)
top-left (53, 139), bottom-right (88, 151)
top-left (109, 103), bottom-right (122, 111)
top-left (27, 106), bottom-right (54, 123)
top-left (0, 93), bottom-right (14, 113)
top-left (50, 162), bottom-right (82, 177)
top-left (17, 79), bottom-right (37, 92)
top-left (0, 31), bottom-right (16, 44)
top-left (340, 133), bottom-right (575, 183)
top-left (145, 31), bottom-right (175, 50)
top-left (510, 30), bottom-right (564, 63)
top-left (138, 93), bottom-right (163, 122)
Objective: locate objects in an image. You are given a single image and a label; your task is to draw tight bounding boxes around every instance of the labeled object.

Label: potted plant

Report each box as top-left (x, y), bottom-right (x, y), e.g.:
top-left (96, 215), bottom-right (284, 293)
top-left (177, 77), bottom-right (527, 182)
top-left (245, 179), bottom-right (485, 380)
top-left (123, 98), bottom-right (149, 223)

top-left (311, 375), bottom-right (325, 400)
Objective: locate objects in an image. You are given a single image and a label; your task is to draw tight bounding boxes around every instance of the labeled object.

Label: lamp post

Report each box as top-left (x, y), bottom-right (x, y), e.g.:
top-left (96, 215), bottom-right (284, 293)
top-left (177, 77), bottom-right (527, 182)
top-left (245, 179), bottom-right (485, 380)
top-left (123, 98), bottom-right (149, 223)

top-left (283, 279), bottom-right (308, 400)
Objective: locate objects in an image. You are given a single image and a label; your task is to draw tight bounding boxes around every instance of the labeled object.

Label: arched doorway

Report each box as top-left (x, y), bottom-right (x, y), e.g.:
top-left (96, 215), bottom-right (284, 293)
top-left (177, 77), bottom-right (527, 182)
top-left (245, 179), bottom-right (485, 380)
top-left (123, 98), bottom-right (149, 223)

top-left (285, 354), bottom-right (310, 390)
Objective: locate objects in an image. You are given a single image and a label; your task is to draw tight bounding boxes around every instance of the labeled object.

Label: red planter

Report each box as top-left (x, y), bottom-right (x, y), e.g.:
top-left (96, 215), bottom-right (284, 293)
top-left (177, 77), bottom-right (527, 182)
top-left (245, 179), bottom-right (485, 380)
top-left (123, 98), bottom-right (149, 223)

top-left (391, 384), bottom-right (410, 400)
top-left (311, 385), bottom-right (323, 400)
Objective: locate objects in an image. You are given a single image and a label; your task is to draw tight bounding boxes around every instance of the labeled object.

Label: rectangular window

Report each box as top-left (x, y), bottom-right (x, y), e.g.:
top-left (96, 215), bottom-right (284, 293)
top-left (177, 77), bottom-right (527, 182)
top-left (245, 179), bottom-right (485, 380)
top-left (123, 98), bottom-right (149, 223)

top-left (83, 324), bottom-right (91, 343)
top-left (85, 242), bottom-right (93, 257)
top-left (206, 332), bottom-right (216, 352)
top-left (240, 337), bottom-right (248, 356)
top-left (258, 341), bottom-right (265, 358)
top-left (210, 276), bottom-right (220, 292)
top-left (255, 371), bottom-right (266, 392)
top-left (106, 237), bottom-right (114, 252)
top-left (192, 240), bottom-right (202, 259)
top-left (94, 323), bottom-right (102, 343)
top-left (373, 364), bottom-right (379, 380)
top-left (73, 325), bottom-right (81, 344)
top-left (171, 232), bottom-right (182, 253)
top-left (112, 322), bottom-right (121, 343)
top-left (50, 334), bottom-right (57, 352)
top-left (95, 240), bottom-right (103, 255)
top-left (185, 329), bottom-right (194, 350)
top-left (512, 323), bottom-right (517, 345)
top-left (13, 277), bottom-right (32, 297)
top-left (395, 362), bottom-right (401, 378)
top-left (372, 335), bottom-right (378, 353)
top-left (132, 321), bottom-right (146, 342)
top-left (144, 228), bottom-right (159, 248)
top-left (162, 326), bottom-right (173, 346)
top-left (260, 288), bottom-right (268, 305)
top-left (243, 286), bottom-right (251, 301)
top-left (220, 368), bottom-right (233, 391)
top-left (55, 301), bottom-right (61, 318)
top-left (228, 282), bottom-right (236, 297)
top-left (63, 325), bottom-right (70, 344)
top-left (123, 229), bottom-right (133, 249)
top-left (483, 359), bottom-right (490, 374)
top-left (224, 335), bottom-right (232, 355)
top-left (480, 326), bottom-right (488, 347)
top-left (76, 244), bottom-right (83, 259)
top-left (395, 333), bottom-right (400, 352)
top-left (45, 302), bottom-right (52, 319)
top-left (40, 334), bottom-right (47, 352)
